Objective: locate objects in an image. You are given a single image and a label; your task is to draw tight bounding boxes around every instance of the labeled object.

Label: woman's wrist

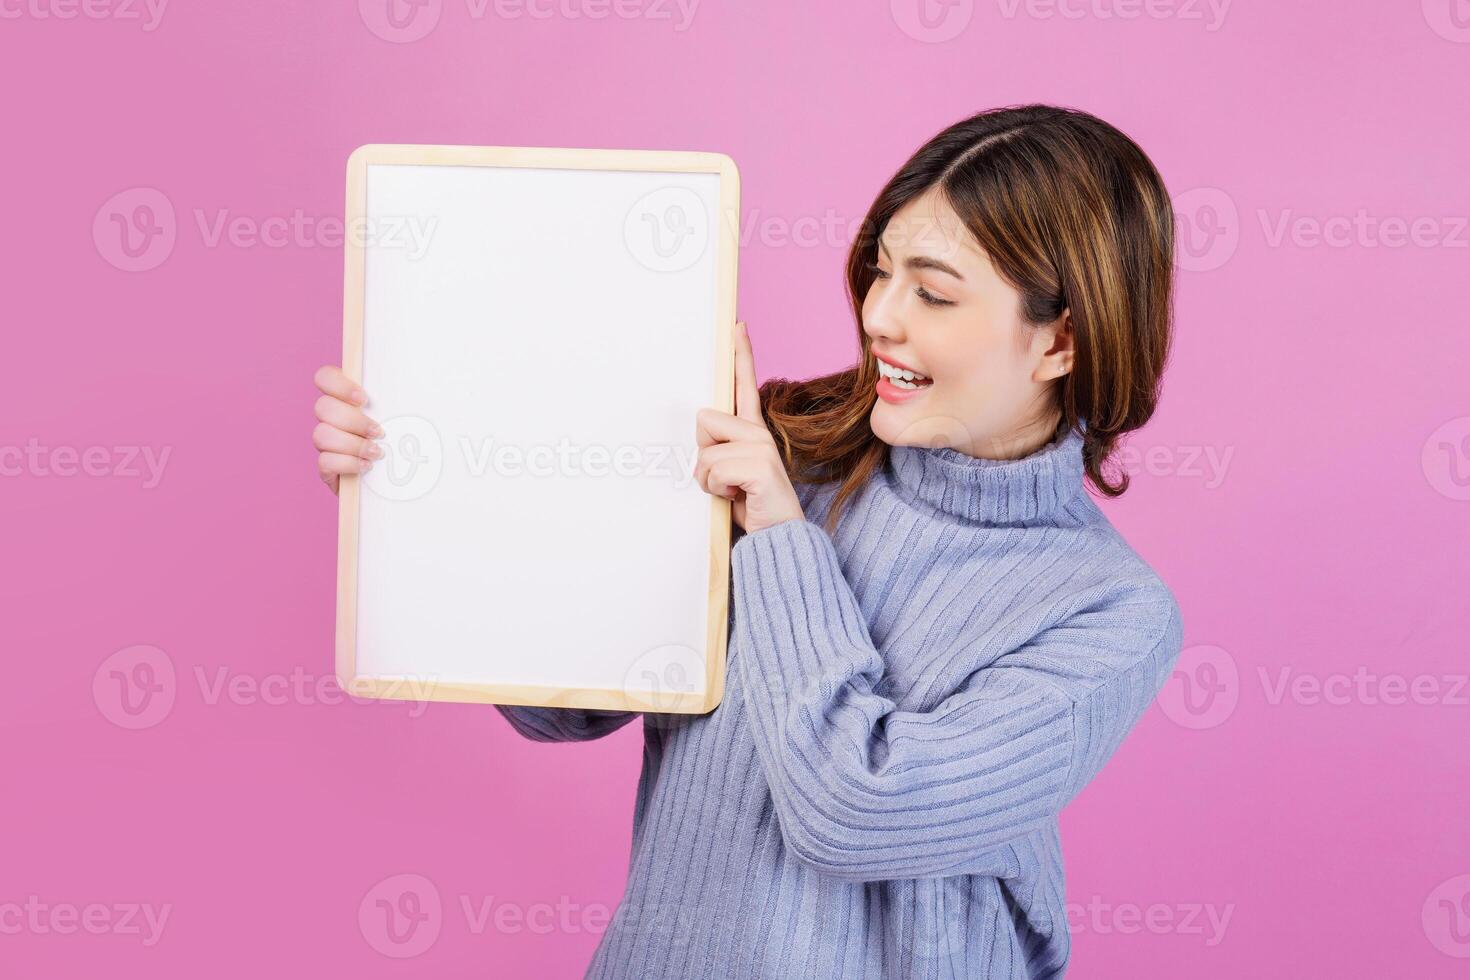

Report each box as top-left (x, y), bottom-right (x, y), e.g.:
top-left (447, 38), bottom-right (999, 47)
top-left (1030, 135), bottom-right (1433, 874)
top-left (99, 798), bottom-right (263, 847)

top-left (742, 514), bottom-right (806, 537)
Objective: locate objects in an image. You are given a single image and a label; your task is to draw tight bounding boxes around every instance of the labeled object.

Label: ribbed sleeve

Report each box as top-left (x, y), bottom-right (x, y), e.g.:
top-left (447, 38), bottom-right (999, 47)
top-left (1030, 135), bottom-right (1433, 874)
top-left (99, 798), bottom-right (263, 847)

top-left (494, 705), bottom-right (640, 743)
top-left (528, 423), bottom-right (1187, 979)
top-left (730, 515), bottom-right (1183, 883)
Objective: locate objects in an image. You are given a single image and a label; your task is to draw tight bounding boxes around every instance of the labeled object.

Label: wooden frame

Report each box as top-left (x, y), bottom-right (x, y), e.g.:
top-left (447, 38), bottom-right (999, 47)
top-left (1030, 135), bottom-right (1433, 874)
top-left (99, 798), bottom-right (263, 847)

top-left (335, 143), bottom-right (739, 714)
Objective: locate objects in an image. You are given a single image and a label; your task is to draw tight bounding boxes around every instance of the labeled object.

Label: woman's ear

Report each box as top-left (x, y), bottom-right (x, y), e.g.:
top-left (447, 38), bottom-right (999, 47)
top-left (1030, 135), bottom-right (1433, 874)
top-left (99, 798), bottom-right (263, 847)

top-left (1034, 309), bottom-right (1075, 381)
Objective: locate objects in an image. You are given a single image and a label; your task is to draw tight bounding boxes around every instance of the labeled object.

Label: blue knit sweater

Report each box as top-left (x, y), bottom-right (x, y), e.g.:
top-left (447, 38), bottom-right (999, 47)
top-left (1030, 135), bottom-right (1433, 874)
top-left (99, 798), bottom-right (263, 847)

top-left (496, 422), bottom-right (1184, 979)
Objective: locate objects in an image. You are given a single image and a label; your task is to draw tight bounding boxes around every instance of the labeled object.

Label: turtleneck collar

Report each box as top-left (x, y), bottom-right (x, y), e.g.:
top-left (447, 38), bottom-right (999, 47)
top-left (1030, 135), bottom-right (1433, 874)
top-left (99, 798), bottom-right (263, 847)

top-left (883, 421), bottom-right (1087, 526)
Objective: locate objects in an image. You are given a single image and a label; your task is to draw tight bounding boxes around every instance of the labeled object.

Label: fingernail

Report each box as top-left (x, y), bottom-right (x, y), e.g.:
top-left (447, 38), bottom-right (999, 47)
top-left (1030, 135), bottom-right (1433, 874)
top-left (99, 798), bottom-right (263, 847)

top-left (351, 387), bottom-right (368, 405)
top-left (359, 458), bottom-right (373, 472)
top-left (370, 423), bottom-right (385, 438)
top-left (364, 443), bottom-right (384, 459)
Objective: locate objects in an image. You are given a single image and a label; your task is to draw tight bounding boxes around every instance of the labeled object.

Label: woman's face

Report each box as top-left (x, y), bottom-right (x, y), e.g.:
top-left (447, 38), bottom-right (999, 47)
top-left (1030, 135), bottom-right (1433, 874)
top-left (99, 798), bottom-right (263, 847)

top-left (862, 185), bottom-right (1074, 460)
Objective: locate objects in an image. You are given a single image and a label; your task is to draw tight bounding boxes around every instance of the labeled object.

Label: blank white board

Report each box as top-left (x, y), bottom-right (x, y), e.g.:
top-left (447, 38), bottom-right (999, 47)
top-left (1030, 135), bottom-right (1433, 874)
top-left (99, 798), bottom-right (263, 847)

top-left (335, 144), bottom-right (739, 714)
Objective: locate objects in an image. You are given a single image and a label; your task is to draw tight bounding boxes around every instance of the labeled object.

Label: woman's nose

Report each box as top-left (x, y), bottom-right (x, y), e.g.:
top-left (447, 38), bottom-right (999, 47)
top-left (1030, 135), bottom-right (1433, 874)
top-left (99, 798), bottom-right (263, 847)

top-left (858, 287), bottom-right (905, 345)
top-left (863, 297), bottom-right (905, 345)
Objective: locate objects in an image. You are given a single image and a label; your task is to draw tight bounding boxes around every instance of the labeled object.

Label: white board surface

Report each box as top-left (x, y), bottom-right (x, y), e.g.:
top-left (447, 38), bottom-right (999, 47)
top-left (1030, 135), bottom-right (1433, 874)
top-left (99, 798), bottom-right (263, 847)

top-left (336, 145), bottom-right (739, 714)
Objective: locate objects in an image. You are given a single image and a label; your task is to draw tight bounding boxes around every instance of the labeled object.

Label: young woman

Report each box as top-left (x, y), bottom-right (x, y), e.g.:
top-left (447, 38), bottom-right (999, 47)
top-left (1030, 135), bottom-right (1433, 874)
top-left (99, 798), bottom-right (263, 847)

top-left (311, 104), bottom-right (1183, 979)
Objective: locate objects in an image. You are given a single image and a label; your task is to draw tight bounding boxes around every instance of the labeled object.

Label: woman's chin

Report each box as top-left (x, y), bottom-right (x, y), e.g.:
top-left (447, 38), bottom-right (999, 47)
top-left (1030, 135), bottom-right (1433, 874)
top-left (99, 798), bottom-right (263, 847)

top-left (870, 404), bottom-right (977, 454)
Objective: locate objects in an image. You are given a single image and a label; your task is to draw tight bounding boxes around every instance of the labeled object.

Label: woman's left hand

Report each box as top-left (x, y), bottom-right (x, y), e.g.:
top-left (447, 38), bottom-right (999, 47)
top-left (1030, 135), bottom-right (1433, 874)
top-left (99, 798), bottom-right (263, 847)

top-left (694, 321), bottom-right (804, 534)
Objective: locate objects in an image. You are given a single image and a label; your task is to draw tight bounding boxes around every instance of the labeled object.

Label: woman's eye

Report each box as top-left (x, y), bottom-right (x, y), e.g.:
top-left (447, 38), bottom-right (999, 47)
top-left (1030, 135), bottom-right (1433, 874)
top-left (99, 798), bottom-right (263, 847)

top-left (916, 286), bottom-right (955, 308)
top-left (867, 261), bottom-right (954, 307)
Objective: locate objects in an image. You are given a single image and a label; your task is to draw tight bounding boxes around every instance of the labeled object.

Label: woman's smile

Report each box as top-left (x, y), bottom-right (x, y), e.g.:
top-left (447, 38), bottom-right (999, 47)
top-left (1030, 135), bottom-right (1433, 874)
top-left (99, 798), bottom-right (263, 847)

top-left (874, 352), bottom-right (933, 403)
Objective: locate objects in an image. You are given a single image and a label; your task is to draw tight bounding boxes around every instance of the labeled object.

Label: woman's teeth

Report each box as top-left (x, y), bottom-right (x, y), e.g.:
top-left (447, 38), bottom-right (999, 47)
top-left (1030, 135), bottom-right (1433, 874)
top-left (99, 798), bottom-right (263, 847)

top-left (877, 358), bottom-right (932, 389)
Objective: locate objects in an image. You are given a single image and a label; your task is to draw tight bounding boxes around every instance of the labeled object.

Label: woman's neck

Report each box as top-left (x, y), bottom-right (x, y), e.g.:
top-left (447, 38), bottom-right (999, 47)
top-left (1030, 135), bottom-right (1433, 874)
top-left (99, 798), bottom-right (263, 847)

top-left (882, 418), bottom-right (1086, 526)
top-left (951, 410), bottom-right (1066, 462)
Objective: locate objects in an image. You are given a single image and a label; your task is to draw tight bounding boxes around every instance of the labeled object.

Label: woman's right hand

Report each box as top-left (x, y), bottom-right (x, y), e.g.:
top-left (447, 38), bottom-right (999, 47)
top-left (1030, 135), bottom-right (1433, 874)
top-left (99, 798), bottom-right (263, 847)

top-left (312, 365), bottom-right (384, 495)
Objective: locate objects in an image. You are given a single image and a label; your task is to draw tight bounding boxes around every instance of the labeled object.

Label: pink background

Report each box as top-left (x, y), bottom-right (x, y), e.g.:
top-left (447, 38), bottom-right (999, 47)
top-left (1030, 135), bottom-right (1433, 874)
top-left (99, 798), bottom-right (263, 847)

top-left (3, 1), bottom-right (1468, 976)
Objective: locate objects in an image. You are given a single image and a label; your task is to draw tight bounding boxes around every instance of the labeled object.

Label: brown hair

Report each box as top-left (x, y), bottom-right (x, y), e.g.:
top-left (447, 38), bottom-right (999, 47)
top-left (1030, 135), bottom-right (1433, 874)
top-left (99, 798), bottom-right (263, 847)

top-left (759, 103), bottom-right (1176, 533)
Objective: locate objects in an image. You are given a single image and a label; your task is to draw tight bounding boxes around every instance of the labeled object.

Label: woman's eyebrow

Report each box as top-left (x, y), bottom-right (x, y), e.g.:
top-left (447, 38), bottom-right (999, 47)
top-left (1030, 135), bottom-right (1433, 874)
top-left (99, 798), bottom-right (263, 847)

top-left (878, 238), bottom-right (966, 282)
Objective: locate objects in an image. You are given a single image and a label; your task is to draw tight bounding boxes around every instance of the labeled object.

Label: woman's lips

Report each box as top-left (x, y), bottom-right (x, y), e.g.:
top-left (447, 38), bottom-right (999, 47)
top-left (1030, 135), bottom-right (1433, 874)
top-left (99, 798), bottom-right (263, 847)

top-left (876, 375), bottom-right (932, 404)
